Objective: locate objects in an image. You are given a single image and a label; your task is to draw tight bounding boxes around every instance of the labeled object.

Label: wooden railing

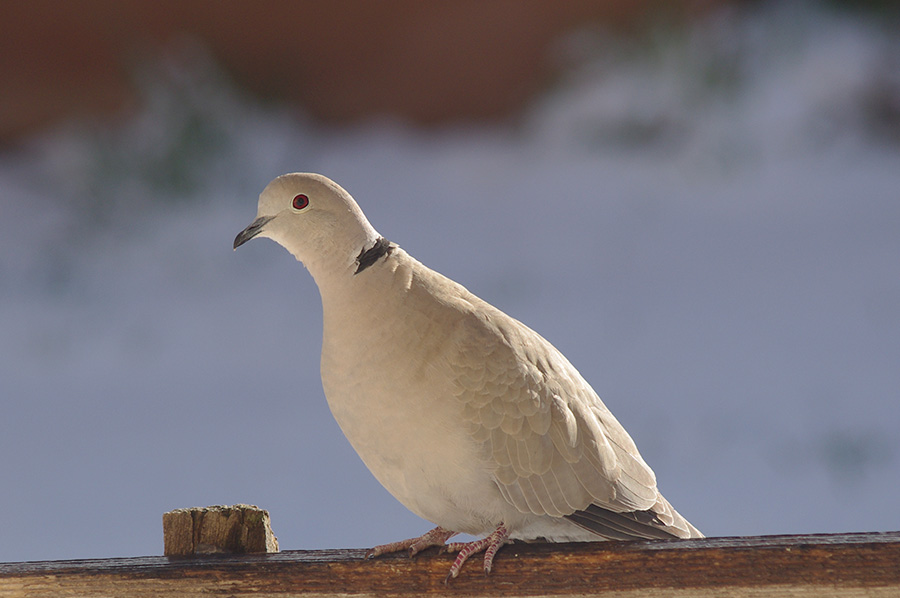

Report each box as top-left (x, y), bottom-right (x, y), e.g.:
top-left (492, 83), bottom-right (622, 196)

top-left (1, 531), bottom-right (898, 597)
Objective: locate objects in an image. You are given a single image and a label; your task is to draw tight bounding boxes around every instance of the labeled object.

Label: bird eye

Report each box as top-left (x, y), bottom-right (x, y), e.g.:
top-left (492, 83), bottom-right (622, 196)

top-left (292, 194), bottom-right (309, 210)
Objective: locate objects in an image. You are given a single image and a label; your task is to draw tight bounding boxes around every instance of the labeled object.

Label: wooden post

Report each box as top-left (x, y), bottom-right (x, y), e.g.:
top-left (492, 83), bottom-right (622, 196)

top-left (162, 504), bottom-right (279, 556)
top-left (1, 531), bottom-right (898, 597)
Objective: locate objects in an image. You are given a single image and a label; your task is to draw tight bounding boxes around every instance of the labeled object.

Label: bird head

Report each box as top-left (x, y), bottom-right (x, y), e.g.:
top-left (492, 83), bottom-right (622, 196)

top-left (234, 173), bottom-right (381, 277)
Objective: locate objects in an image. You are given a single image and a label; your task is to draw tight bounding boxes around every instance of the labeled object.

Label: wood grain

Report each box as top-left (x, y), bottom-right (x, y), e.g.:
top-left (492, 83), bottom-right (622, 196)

top-left (1, 532), bottom-right (898, 597)
top-left (162, 504), bottom-right (279, 556)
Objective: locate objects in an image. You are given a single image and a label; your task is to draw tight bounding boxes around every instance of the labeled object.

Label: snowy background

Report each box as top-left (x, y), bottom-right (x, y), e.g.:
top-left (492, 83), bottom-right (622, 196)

top-left (2, 3), bottom-right (899, 563)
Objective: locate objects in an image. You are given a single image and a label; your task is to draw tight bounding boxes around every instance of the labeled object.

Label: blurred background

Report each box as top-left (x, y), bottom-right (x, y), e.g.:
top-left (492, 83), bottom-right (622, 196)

top-left (2, 0), bottom-right (899, 563)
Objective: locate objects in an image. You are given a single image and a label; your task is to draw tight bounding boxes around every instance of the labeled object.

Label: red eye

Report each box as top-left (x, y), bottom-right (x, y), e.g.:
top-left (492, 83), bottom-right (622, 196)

top-left (292, 194), bottom-right (309, 210)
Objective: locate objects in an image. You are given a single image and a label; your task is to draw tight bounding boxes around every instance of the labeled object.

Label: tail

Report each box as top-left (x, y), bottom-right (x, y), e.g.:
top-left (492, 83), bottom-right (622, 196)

top-left (565, 494), bottom-right (703, 541)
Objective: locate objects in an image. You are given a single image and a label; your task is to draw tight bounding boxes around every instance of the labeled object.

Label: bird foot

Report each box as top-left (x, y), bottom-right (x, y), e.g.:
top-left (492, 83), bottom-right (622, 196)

top-left (366, 524), bottom-right (510, 582)
top-left (442, 524), bottom-right (510, 583)
top-left (365, 525), bottom-right (457, 559)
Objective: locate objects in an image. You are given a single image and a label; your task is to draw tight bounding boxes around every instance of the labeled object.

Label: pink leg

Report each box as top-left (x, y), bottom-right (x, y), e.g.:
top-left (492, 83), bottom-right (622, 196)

top-left (444, 524), bottom-right (510, 582)
top-left (365, 526), bottom-right (457, 559)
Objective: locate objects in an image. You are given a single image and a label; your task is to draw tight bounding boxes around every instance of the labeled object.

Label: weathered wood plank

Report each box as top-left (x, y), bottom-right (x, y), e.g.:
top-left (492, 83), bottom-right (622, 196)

top-left (1, 532), bottom-right (898, 597)
top-left (162, 504), bottom-right (279, 556)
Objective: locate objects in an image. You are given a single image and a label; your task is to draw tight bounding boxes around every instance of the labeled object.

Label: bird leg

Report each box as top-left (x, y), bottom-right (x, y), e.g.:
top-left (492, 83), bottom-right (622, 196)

top-left (365, 525), bottom-right (457, 559)
top-left (443, 523), bottom-right (510, 582)
top-left (366, 524), bottom-right (510, 581)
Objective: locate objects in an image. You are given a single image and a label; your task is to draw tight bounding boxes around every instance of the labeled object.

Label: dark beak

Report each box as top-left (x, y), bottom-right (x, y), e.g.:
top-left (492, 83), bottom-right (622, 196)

top-left (234, 215), bottom-right (274, 249)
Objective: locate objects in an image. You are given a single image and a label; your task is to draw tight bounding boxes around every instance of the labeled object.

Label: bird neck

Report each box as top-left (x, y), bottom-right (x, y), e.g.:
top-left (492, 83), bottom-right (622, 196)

top-left (306, 233), bottom-right (394, 296)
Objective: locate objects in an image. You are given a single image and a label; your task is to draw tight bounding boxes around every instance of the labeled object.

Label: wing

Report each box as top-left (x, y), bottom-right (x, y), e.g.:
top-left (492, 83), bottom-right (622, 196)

top-left (449, 305), bottom-right (670, 526)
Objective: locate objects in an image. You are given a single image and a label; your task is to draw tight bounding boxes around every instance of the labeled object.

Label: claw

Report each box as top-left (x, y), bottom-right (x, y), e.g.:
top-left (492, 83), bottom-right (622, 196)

top-left (368, 524), bottom-right (510, 581)
top-left (366, 526), bottom-right (457, 561)
top-left (444, 524), bottom-right (510, 582)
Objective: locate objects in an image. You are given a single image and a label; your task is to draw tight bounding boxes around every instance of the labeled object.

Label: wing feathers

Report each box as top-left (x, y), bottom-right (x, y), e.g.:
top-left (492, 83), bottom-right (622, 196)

top-left (449, 307), bottom-right (697, 539)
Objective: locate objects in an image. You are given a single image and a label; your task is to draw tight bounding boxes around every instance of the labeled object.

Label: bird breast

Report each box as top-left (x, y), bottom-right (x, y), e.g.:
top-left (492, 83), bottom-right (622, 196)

top-left (317, 252), bottom-right (503, 530)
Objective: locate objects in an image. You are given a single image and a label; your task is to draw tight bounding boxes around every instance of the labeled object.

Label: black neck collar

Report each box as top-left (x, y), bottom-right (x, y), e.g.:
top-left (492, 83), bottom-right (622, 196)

top-left (355, 236), bottom-right (394, 274)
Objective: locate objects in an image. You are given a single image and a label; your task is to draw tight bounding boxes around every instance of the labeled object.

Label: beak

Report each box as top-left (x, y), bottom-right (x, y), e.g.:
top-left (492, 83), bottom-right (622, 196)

top-left (234, 215), bottom-right (274, 249)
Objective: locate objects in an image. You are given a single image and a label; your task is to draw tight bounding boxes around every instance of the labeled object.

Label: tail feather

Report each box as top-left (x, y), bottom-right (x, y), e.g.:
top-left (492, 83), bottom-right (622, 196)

top-left (565, 503), bottom-right (703, 541)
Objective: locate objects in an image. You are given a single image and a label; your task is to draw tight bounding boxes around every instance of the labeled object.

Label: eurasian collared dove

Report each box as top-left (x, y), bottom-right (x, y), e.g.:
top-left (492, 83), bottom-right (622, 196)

top-left (234, 173), bottom-right (702, 580)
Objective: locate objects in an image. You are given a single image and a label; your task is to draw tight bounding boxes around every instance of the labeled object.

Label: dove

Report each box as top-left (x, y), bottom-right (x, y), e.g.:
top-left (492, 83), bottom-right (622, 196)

top-left (234, 173), bottom-right (702, 580)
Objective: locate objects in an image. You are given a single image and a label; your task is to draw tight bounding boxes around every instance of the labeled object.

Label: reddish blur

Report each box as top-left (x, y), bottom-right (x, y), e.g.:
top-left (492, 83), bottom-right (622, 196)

top-left (0, 0), bottom-right (722, 141)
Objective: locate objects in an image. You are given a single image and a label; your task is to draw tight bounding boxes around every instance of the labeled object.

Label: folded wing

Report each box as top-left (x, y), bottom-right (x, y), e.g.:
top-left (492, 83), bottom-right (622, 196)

top-left (450, 307), bottom-right (699, 540)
